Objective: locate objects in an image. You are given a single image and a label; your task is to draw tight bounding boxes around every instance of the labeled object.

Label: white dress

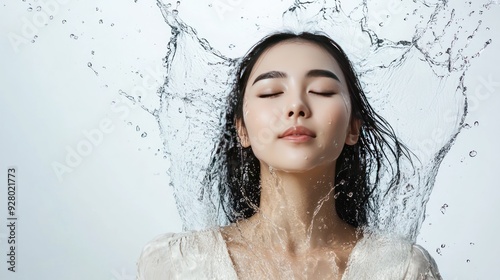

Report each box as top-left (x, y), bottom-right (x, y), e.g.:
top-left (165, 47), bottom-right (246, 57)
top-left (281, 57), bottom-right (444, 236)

top-left (137, 227), bottom-right (441, 280)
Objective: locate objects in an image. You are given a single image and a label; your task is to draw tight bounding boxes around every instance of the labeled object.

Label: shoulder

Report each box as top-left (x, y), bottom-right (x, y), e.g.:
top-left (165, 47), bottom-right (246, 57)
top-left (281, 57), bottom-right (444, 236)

top-left (362, 234), bottom-right (442, 279)
top-left (136, 231), bottom-right (196, 280)
top-left (345, 233), bottom-right (442, 280)
top-left (404, 244), bottom-right (442, 280)
top-left (136, 228), bottom-right (235, 280)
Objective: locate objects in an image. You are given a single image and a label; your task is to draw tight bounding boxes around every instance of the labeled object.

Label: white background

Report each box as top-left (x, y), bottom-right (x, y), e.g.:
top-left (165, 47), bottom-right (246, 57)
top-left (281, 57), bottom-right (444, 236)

top-left (1, 0), bottom-right (499, 279)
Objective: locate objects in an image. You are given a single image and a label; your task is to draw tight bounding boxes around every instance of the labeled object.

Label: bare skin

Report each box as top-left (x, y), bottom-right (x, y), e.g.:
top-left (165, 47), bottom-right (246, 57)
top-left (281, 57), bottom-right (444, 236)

top-left (221, 40), bottom-right (362, 279)
top-left (221, 203), bottom-right (361, 279)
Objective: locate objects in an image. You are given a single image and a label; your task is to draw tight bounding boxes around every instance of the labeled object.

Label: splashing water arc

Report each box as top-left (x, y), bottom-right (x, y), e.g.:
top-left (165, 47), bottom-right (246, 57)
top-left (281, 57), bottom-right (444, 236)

top-left (150, 0), bottom-right (492, 238)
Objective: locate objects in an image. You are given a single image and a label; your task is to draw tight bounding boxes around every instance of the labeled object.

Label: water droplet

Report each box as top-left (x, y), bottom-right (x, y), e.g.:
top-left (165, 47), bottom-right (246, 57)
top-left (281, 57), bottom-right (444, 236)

top-left (347, 192), bottom-right (353, 198)
top-left (34, 35), bottom-right (38, 39)
top-left (463, 123), bottom-right (471, 129)
top-left (96, 7), bottom-right (99, 11)
top-left (469, 150), bottom-right (477, 157)
top-left (69, 34), bottom-right (74, 39)
top-left (440, 203), bottom-right (448, 214)
top-left (141, 132), bottom-right (148, 138)
top-left (136, 125), bottom-right (140, 131)
top-left (441, 244), bottom-right (446, 248)
top-left (111, 23), bottom-right (115, 27)
top-left (474, 121), bottom-right (479, 126)
top-left (49, 15), bottom-right (53, 20)
top-left (99, 19), bottom-right (103, 24)
top-left (27, 7), bottom-right (32, 12)
top-left (269, 166), bottom-right (275, 174)
top-left (436, 248), bottom-right (442, 255)
top-left (228, 44), bottom-right (235, 49)
top-left (172, 9), bottom-right (179, 15)
top-left (91, 50), bottom-right (95, 55)
top-left (178, 107), bottom-right (183, 113)
top-left (87, 62), bottom-right (92, 67)
top-left (36, 6), bottom-right (41, 11)
top-left (470, 242), bottom-right (475, 245)
top-left (127, 122), bottom-right (132, 126)
top-left (62, 19), bottom-right (67, 24)
top-left (466, 259), bottom-right (471, 263)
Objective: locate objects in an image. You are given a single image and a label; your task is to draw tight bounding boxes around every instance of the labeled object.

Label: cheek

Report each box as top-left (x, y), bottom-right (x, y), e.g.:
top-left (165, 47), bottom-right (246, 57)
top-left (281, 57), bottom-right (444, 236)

top-left (245, 98), bottom-right (285, 127)
top-left (340, 92), bottom-right (352, 116)
top-left (243, 102), bottom-right (279, 148)
top-left (318, 103), bottom-right (350, 144)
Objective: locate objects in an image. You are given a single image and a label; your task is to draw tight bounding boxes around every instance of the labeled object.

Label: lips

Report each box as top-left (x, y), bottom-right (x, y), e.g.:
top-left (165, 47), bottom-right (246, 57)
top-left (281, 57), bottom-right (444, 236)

top-left (279, 126), bottom-right (316, 139)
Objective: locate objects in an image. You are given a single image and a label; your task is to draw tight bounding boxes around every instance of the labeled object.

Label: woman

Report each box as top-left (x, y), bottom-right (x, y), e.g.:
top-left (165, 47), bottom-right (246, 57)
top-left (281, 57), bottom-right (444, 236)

top-left (137, 31), bottom-right (441, 279)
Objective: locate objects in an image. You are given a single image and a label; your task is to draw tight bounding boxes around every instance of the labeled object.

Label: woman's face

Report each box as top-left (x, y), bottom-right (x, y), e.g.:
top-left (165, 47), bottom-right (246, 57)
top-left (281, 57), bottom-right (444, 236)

top-left (238, 40), bottom-right (360, 173)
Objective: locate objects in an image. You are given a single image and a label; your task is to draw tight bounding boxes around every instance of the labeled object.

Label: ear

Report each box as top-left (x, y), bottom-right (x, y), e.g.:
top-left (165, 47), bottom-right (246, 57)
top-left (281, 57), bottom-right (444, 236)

top-left (345, 118), bottom-right (361, 146)
top-left (236, 118), bottom-right (251, 148)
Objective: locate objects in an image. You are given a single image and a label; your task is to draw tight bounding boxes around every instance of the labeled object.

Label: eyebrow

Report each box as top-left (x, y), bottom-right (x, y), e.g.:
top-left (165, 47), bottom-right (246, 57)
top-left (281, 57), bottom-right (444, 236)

top-left (251, 69), bottom-right (340, 85)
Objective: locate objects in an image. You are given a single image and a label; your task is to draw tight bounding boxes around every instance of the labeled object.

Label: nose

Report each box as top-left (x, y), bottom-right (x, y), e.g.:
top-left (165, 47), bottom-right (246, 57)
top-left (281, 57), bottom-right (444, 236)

top-left (286, 95), bottom-right (310, 119)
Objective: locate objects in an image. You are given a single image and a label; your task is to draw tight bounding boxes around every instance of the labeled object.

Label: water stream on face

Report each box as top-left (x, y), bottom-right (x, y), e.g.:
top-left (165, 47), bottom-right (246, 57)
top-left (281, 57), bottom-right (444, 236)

top-left (136, 0), bottom-right (494, 240)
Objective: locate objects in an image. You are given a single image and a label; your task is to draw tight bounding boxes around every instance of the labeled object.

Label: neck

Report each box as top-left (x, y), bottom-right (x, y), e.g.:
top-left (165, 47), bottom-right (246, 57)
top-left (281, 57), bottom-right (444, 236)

top-left (245, 162), bottom-right (358, 254)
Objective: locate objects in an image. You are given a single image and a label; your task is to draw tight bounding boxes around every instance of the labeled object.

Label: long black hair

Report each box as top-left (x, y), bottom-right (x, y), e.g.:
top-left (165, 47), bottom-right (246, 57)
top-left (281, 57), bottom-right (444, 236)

top-left (203, 31), bottom-right (413, 228)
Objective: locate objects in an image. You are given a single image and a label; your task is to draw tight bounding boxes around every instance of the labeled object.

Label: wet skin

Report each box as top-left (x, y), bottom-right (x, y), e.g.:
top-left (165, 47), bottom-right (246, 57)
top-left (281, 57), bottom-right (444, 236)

top-left (223, 40), bottom-right (362, 279)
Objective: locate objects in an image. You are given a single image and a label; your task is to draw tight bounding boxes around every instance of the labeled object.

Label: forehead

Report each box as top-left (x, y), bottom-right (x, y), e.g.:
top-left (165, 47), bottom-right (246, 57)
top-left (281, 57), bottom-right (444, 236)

top-left (248, 40), bottom-right (346, 83)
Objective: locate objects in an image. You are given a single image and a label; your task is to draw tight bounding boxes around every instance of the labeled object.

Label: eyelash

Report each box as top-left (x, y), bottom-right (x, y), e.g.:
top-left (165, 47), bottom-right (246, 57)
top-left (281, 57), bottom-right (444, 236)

top-left (312, 91), bottom-right (336, 96)
top-left (259, 92), bottom-right (282, 98)
top-left (258, 92), bottom-right (336, 98)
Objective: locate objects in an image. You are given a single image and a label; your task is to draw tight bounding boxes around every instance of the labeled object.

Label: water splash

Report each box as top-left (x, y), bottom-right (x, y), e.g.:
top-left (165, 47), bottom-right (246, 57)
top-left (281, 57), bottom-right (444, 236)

top-left (137, 0), bottom-right (495, 237)
top-left (154, 0), bottom-right (237, 230)
top-left (440, 203), bottom-right (449, 214)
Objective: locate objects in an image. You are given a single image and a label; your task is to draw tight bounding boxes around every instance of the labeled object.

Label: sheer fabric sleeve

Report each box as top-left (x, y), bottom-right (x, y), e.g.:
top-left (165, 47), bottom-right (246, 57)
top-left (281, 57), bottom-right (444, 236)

top-left (136, 229), bottom-right (238, 280)
top-left (136, 233), bottom-right (178, 280)
top-left (404, 244), bottom-right (442, 280)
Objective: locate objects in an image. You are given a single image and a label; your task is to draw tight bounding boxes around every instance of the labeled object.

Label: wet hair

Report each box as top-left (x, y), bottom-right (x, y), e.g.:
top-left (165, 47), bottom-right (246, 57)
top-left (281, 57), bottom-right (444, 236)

top-left (204, 31), bottom-right (413, 228)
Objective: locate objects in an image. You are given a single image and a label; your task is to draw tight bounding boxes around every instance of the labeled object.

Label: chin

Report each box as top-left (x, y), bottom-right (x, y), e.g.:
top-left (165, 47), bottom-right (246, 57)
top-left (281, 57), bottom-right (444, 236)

top-left (256, 151), bottom-right (337, 174)
top-left (265, 161), bottom-right (332, 174)
top-left (273, 167), bottom-right (313, 174)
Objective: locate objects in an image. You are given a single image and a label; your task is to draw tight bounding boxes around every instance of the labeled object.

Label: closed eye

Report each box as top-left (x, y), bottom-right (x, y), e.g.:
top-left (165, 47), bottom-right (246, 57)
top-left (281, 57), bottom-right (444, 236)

top-left (259, 92), bottom-right (283, 98)
top-left (310, 91), bottom-right (336, 96)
